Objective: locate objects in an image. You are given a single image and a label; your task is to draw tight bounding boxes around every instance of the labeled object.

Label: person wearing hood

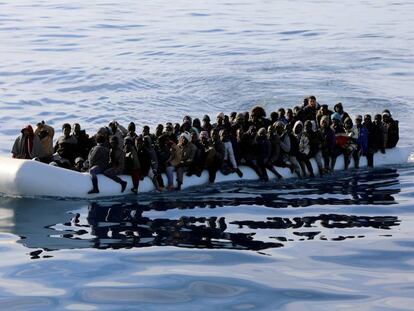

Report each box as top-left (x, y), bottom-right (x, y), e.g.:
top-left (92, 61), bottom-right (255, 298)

top-left (101, 136), bottom-right (127, 192)
top-left (319, 115), bottom-right (336, 171)
top-left (294, 120), bottom-right (314, 177)
top-left (53, 123), bottom-right (79, 168)
top-left (87, 134), bottom-right (110, 194)
top-left (35, 121), bottom-right (54, 162)
top-left (12, 125), bottom-right (43, 159)
top-left (166, 131), bottom-right (197, 190)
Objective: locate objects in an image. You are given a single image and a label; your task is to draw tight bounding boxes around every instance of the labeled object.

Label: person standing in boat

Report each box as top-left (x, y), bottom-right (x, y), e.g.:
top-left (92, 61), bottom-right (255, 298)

top-left (35, 121), bottom-right (55, 163)
top-left (11, 125), bottom-right (43, 160)
top-left (87, 134), bottom-right (110, 194)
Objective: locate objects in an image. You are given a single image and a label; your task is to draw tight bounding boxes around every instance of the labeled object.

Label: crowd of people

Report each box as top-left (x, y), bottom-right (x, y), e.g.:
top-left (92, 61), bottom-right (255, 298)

top-left (11, 96), bottom-right (400, 194)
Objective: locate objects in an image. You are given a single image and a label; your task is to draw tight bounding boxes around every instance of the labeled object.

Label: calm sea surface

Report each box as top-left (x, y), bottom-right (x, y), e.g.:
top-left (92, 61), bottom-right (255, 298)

top-left (1, 0), bottom-right (414, 310)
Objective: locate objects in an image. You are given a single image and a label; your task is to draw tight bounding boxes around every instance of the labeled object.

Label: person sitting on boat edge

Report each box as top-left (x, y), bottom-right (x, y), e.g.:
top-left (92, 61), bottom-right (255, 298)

top-left (166, 131), bottom-right (197, 191)
top-left (124, 137), bottom-right (141, 194)
top-left (87, 134), bottom-right (110, 194)
top-left (35, 121), bottom-right (55, 163)
top-left (52, 123), bottom-right (79, 169)
top-left (11, 125), bottom-right (43, 160)
top-left (103, 136), bottom-right (127, 193)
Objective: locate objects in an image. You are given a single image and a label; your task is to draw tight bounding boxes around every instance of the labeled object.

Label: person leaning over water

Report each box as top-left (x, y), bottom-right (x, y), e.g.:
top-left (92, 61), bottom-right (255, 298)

top-left (87, 134), bottom-right (110, 194)
top-left (12, 125), bottom-right (43, 160)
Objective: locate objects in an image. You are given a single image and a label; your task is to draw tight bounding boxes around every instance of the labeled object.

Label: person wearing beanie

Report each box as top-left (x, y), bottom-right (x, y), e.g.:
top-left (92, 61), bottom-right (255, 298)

top-left (12, 125), bottom-right (43, 160)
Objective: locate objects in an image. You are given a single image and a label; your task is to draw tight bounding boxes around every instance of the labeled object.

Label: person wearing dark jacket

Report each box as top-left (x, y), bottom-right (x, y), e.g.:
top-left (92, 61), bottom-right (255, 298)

top-left (382, 111), bottom-right (399, 148)
top-left (87, 134), bottom-right (110, 194)
top-left (124, 137), bottom-right (141, 194)
top-left (103, 136), bottom-right (127, 192)
top-left (53, 123), bottom-right (78, 168)
top-left (73, 123), bottom-right (92, 160)
top-left (363, 114), bottom-right (379, 167)
top-left (204, 129), bottom-right (225, 183)
top-left (255, 128), bottom-right (282, 180)
top-left (319, 116), bottom-right (336, 171)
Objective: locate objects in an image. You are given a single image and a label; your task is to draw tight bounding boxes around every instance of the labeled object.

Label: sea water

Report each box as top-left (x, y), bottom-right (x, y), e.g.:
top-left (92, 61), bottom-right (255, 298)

top-left (1, 0), bottom-right (414, 310)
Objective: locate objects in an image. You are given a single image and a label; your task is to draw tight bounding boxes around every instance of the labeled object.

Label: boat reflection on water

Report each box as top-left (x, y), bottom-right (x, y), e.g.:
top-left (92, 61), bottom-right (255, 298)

top-left (0, 167), bottom-right (403, 259)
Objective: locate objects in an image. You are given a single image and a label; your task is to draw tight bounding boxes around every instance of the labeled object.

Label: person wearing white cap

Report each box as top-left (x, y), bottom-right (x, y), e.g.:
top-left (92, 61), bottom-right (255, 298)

top-left (165, 131), bottom-right (197, 190)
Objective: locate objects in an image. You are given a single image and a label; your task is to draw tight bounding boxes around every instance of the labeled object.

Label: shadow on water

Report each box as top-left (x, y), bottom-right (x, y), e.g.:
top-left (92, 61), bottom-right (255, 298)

top-left (0, 167), bottom-right (403, 259)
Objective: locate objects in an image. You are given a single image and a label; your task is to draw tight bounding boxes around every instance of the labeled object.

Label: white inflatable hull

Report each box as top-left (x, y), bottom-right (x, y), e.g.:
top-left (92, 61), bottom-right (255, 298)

top-left (0, 147), bottom-right (412, 199)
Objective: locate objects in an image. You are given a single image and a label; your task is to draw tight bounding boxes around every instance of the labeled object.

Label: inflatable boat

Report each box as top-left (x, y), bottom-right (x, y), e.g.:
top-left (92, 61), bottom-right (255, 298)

top-left (0, 147), bottom-right (412, 199)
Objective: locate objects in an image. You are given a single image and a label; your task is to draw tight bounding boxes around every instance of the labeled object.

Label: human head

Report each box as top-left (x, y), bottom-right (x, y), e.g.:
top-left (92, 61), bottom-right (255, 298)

top-left (320, 115), bottom-right (330, 128)
top-left (202, 115), bottom-right (210, 123)
top-left (334, 102), bottom-right (344, 114)
top-left (216, 112), bottom-right (224, 125)
top-left (250, 105), bottom-right (266, 121)
top-left (308, 96), bottom-right (316, 108)
top-left (73, 123), bottom-right (81, 135)
top-left (344, 117), bottom-right (353, 130)
top-left (193, 118), bottom-right (201, 129)
top-left (364, 114), bottom-right (372, 124)
top-left (156, 124), bottom-right (164, 136)
top-left (304, 120), bottom-right (313, 132)
top-left (293, 121), bottom-right (303, 135)
top-left (128, 122), bottom-right (136, 133)
top-left (108, 121), bottom-right (118, 133)
top-left (62, 123), bottom-right (71, 137)
top-left (142, 125), bottom-right (150, 136)
top-left (179, 131), bottom-right (191, 144)
top-left (355, 115), bottom-right (362, 126)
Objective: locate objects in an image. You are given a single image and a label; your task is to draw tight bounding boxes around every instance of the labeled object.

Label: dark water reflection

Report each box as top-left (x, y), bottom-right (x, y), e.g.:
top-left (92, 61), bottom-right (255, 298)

top-left (0, 168), bottom-right (404, 259)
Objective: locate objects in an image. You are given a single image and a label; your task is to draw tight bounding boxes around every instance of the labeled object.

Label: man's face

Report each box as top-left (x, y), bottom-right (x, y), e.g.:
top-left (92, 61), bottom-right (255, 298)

top-left (73, 124), bottom-right (81, 135)
top-left (63, 127), bottom-right (71, 137)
